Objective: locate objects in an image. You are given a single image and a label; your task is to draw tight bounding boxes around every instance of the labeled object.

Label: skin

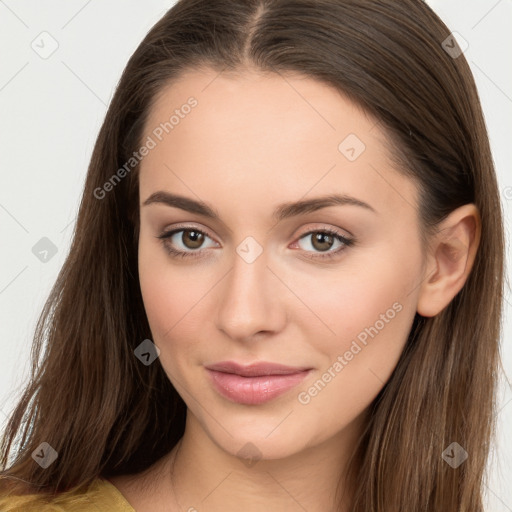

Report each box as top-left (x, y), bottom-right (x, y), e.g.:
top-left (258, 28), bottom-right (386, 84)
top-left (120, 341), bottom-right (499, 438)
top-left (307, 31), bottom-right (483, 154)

top-left (109, 67), bottom-right (480, 511)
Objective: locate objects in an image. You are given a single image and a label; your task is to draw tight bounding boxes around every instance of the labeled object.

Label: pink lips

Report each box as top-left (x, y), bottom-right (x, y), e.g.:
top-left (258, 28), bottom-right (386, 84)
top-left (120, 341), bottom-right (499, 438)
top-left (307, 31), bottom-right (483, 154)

top-left (205, 361), bottom-right (312, 405)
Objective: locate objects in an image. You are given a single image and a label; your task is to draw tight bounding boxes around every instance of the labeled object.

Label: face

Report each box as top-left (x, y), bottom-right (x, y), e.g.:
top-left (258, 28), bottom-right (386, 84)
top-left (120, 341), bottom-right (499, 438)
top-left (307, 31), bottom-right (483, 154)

top-left (137, 67), bottom-right (426, 460)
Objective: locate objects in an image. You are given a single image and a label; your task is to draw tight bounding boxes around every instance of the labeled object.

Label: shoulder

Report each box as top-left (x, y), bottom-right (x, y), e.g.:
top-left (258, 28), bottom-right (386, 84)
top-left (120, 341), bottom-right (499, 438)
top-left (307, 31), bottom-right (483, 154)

top-left (0, 477), bottom-right (136, 512)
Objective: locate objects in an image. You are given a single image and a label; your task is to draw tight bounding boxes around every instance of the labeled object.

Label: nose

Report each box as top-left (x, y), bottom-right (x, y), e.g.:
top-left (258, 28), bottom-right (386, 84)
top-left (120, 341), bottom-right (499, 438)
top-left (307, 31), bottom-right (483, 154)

top-left (215, 246), bottom-right (287, 343)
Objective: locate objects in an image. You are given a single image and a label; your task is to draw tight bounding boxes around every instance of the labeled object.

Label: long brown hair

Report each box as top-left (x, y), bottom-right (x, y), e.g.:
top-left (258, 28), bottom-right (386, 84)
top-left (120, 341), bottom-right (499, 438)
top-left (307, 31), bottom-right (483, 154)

top-left (0, 1), bottom-right (505, 510)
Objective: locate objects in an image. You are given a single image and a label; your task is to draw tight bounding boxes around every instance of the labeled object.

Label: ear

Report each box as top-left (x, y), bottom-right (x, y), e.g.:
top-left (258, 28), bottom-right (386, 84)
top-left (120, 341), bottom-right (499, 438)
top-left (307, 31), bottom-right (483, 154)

top-left (417, 204), bottom-right (481, 318)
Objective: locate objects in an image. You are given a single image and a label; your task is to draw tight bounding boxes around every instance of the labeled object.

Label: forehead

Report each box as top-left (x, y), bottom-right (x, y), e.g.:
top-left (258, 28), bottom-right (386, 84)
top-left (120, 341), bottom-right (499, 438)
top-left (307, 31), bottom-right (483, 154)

top-left (138, 67), bottom-right (419, 220)
top-left (146, 67), bottom-right (378, 148)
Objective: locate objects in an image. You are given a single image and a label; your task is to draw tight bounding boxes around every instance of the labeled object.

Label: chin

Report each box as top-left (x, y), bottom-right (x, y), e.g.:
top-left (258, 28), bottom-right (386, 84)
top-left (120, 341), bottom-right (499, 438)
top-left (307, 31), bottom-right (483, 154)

top-left (196, 410), bottom-right (316, 462)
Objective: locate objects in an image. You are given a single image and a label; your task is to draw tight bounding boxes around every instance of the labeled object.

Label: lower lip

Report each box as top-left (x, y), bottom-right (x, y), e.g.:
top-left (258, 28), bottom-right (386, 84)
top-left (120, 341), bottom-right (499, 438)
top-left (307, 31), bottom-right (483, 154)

top-left (206, 369), bottom-right (311, 405)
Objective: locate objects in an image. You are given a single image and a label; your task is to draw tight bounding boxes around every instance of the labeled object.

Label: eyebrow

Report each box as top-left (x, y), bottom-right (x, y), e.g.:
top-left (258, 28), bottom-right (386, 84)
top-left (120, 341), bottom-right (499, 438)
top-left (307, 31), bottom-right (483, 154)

top-left (142, 191), bottom-right (377, 221)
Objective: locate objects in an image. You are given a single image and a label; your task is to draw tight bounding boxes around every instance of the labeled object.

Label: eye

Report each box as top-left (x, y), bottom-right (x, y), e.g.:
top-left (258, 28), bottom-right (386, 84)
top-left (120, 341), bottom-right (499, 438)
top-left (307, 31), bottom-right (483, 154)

top-left (156, 227), bottom-right (218, 259)
top-left (156, 226), bottom-right (355, 261)
top-left (293, 228), bottom-right (354, 260)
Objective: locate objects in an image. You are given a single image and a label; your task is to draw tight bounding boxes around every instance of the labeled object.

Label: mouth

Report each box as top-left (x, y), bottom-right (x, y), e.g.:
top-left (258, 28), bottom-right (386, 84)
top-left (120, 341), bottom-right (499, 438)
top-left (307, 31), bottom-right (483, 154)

top-left (205, 361), bottom-right (313, 405)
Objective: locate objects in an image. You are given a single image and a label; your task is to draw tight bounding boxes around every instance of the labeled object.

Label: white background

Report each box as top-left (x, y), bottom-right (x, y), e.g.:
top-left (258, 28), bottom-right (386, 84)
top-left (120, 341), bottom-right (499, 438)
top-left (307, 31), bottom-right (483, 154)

top-left (0, 1), bottom-right (511, 510)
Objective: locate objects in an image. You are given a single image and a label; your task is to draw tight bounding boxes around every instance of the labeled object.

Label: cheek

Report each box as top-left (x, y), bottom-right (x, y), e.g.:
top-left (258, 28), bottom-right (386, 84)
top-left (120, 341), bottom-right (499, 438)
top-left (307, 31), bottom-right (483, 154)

top-left (138, 231), bottom-right (206, 346)
top-left (293, 275), bottom-right (416, 434)
top-left (290, 245), bottom-right (419, 386)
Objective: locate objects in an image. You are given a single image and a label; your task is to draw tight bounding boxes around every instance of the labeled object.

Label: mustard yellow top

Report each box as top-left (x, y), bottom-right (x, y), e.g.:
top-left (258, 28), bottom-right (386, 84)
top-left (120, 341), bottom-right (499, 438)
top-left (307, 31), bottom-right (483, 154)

top-left (0, 477), bottom-right (136, 512)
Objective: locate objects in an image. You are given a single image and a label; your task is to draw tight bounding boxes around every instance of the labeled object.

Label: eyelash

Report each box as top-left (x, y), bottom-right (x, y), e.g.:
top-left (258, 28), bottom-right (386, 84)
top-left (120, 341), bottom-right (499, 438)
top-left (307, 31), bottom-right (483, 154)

top-left (157, 225), bottom-right (355, 262)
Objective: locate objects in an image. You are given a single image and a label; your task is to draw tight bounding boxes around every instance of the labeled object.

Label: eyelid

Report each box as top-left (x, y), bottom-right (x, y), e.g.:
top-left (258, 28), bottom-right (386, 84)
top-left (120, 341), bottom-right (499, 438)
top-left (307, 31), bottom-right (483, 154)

top-left (159, 221), bottom-right (352, 241)
top-left (159, 222), bottom-right (219, 243)
top-left (294, 223), bottom-right (353, 240)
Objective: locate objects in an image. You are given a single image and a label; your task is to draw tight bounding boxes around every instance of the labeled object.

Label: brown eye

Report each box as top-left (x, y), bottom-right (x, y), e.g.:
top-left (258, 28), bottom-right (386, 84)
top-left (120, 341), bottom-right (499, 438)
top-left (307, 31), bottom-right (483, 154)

top-left (181, 229), bottom-right (204, 249)
top-left (310, 232), bottom-right (335, 252)
top-left (157, 227), bottom-right (218, 259)
top-left (295, 229), bottom-right (354, 261)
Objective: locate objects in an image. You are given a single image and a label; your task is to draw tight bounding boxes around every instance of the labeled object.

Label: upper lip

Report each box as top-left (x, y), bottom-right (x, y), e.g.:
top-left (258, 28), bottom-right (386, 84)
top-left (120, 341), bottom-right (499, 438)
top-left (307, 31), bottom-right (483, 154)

top-left (205, 361), bottom-right (312, 377)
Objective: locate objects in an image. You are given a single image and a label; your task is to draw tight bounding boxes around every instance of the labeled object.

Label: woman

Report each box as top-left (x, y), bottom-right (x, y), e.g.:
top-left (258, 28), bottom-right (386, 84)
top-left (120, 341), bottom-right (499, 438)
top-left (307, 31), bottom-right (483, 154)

top-left (0, 0), bottom-right (505, 510)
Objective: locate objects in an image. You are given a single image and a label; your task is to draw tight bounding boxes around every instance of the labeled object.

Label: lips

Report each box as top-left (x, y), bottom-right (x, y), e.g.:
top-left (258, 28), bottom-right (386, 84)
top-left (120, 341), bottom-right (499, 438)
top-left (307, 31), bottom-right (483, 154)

top-left (205, 361), bottom-right (313, 405)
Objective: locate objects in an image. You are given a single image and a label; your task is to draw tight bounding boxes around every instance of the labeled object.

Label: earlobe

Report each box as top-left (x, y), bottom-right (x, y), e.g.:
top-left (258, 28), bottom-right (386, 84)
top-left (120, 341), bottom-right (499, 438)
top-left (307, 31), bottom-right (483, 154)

top-left (416, 204), bottom-right (481, 318)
